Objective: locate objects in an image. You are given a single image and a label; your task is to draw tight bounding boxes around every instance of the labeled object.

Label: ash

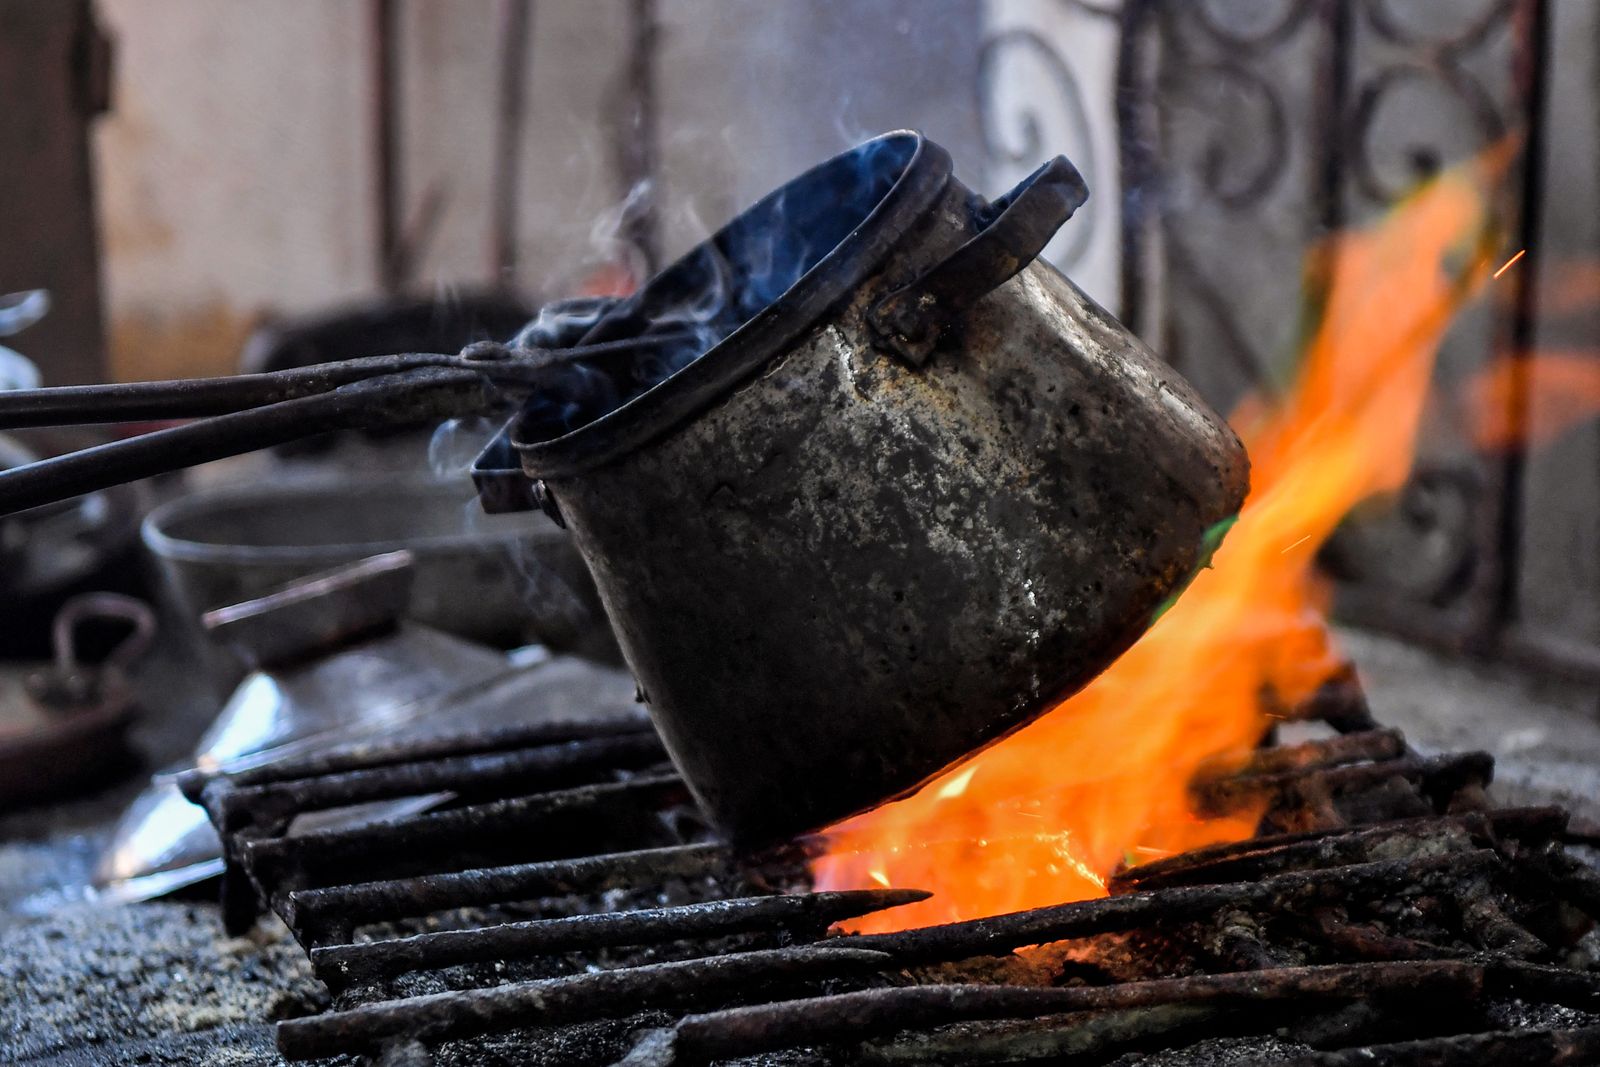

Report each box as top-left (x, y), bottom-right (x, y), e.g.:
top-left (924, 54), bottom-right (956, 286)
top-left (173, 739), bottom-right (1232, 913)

top-left (1, 903), bottom-right (319, 1064)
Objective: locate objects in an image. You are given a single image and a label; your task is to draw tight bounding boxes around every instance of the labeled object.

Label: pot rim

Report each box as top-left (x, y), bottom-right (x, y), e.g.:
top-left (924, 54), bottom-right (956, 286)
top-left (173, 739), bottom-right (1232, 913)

top-left (512, 129), bottom-right (955, 479)
top-left (142, 477), bottom-right (562, 566)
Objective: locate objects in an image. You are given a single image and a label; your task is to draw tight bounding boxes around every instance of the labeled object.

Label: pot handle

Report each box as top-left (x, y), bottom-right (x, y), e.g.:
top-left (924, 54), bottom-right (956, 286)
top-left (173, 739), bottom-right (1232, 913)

top-left (867, 155), bottom-right (1088, 367)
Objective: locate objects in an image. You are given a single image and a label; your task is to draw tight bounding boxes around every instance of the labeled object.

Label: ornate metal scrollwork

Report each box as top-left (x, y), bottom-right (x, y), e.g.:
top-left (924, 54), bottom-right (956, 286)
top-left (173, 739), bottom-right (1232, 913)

top-left (1318, 463), bottom-right (1482, 607)
top-left (1345, 0), bottom-right (1516, 207)
top-left (976, 28), bottom-right (1099, 270)
top-left (974, 0), bottom-right (1127, 276)
top-left (1121, 0), bottom-right (1542, 623)
top-left (1361, 0), bottom-right (1516, 53)
top-left (1057, 0), bottom-right (1122, 18)
top-left (1185, 58), bottom-right (1294, 209)
top-left (1347, 60), bottom-right (1507, 203)
top-left (1327, 2), bottom-right (1525, 614)
top-left (1190, 0), bottom-right (1315, 50)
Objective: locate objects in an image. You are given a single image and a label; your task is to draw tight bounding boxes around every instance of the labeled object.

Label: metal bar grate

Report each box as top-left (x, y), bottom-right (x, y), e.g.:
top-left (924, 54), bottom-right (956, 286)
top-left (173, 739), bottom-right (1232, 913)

top-left (186, 687), bottom-right (1600, 1065)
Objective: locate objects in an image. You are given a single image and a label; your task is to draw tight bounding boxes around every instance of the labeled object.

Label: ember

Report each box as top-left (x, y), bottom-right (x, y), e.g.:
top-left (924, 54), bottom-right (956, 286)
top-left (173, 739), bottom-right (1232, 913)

top-left (814, 153), bottom-right (1501, 932)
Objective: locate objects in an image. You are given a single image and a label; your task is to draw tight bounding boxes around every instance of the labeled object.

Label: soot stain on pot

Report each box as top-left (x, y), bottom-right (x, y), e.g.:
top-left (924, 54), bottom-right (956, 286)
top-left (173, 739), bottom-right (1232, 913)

top-left (515, 137), bottom-right (1246, 845)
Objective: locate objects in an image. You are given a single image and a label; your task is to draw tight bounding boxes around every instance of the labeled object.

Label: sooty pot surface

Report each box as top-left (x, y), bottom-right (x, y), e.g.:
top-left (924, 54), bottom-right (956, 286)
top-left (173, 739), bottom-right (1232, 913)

top-left (511, 132), bottom-right (1249, 846)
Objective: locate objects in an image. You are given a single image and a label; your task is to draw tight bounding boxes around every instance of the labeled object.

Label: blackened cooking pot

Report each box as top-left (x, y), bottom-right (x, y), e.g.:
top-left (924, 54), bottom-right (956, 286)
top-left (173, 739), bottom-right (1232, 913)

top-left (505, 131), bottom-right (1250, 847)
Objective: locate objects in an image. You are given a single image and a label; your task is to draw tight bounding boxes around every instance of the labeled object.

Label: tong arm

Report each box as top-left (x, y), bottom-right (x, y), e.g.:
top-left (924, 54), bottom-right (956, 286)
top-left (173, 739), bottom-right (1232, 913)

top-left (0, 352), bottom-right (467, 429)
top-left (0, 368), bottom-right (492, 516)
top-left (0, 332), bottom-right (694, 429)
top-left (0, 330), bottom-right (699, 517)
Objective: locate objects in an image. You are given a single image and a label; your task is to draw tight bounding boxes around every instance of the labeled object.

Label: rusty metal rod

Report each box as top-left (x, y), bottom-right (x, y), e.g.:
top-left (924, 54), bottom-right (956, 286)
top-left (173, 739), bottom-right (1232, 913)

top-left (615, 0), bottom-right (661, 273)
top-left (1194, 751), bottom-right (1494, 816)
top-left (281, 840), bottom-right (745, 938)
top-left (844, 851), bottom-right (1501, 966)
top-left (311, 888), bottom-right (929, 991)
top-left (1490, 961), bottom-right (1600, 1010)
top-left (276, 944), bottom-right (894, 1060)
top-left (1194, 728), bottom-right (1406, 782)
top-left (177, 710), bottom-right (654, 800)
top-left (488, 0), bottom-right (533, 282)
top-left (855, 1003), bottom-right (1222, 1067)
top-left (847, 960), bottom-right (1592, 1067)
top-left (654, 962), bottom-right (1483, 1064)
top-left (1282, 663), bottom-right (1375, 731)
top-left (1309, 911), bottom-right (1457, 962)
top-left (209, 733), bottom-right (668, 834)
top-left (369, 0), bottom-right (401, 290)
top-left (243, 772), bottom-right (688, 892)
top-left (1561, 820), bottom-right (1600, 849)
top-left (1112, 807), bottom-right (1565, 892)
top-left (1528, 841), bottom-right (1600, 918)
top-left (1114, 812), bottom-right (1501, 894)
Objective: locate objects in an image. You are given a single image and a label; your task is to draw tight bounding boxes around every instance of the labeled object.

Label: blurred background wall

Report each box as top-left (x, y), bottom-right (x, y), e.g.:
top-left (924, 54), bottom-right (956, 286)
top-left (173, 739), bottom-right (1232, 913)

top-left (91, 0), bottom-right (1009, 381)
top-left (7, 0), bottom-right (1598, 681)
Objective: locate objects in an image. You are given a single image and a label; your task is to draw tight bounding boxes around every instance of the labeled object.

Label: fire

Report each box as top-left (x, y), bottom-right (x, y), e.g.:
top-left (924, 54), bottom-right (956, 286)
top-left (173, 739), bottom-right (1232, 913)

top-left (1493, 248), bottom-right (1527, 279)
top-left (1462, 349), bottom-right (1600, 451)
top-left (812, 157), bottom-right (1500, 933)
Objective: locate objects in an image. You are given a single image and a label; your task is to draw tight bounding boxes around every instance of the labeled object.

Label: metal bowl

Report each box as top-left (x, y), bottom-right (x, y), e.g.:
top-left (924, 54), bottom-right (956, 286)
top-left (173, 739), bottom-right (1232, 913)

top-left (142, 478), bottom-right (613, 655)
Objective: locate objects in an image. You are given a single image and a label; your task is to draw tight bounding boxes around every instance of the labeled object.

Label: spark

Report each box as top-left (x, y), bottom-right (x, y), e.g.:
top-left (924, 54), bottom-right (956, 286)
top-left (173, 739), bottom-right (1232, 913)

top-left (1280, 534), bottom-right (1312, 554)
top-left (1493, 248), bottom-right (1526, 279)
top-left (936, 765), bottom-right (977, 800)
top-left (1044, 831), bottom-right (1106, 890)
top-left (867, 869), bottom-right (891, 888)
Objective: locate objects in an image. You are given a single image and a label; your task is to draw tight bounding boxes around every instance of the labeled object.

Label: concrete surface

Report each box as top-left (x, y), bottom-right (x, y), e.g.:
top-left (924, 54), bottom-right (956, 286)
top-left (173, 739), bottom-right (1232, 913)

top-left (1339, 625), bottom-right (1600, 823)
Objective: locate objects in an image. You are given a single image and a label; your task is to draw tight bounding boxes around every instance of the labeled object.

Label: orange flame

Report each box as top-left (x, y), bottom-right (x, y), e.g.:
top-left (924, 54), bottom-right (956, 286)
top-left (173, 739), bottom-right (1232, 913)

top-left (812, 159), bottom-right (1499, 933)
top-left (1462, 349), bottom-right (1600, 450)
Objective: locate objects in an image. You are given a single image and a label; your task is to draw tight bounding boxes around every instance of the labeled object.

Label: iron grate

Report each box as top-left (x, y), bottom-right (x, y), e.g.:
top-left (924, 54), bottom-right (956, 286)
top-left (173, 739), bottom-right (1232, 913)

top-left (180, 680), bottom-right (1600, 1066)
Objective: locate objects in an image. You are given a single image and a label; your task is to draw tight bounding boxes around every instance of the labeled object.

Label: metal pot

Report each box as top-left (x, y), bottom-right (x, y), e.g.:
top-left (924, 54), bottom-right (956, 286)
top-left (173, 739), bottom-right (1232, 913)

top-left (502, 131), bottom-right (1250, 846)
top-left (142, 477), bottom-right (613, 657)
top-left (0, 131), bottom-right (1248, 850)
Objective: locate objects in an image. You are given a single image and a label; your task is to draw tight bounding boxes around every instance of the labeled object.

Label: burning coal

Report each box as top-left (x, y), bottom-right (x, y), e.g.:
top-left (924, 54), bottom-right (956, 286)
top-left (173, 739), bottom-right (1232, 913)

top-left (813, 153), bottom-right (1503, 933)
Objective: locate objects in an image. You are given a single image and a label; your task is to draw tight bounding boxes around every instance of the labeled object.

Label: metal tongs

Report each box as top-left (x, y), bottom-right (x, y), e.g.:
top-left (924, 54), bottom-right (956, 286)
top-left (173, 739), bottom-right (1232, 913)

top-left (0, 333), bottom-right (689, 517)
